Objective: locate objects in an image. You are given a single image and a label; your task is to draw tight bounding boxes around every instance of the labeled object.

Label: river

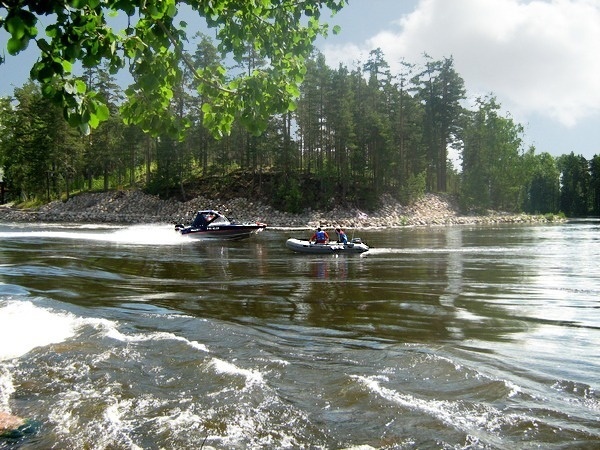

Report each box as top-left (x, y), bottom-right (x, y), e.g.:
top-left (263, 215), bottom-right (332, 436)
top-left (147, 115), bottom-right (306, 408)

top-left (0, 220), bottom-right (598, 449)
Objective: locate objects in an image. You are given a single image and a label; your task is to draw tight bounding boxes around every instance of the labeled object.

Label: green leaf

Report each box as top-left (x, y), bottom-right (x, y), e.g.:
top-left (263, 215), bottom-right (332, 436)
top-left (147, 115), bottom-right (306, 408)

top-left (6, 16), bottom-right (26, 40)
top-left (65, 43), bottom-right (82, 60)
top-left (166, 3), bottom-right (177, 18)
top-left (36, 38), bottom-right (52, 53)
top-left (7, 36), bottom-right (29, 55)
top-left (95, 102), bottom-right (110, 121)
top-left (45, 24), bottom-right (58, 38)
top-left (68, 0), bottom-right (86, 9)
top-left (41, 83), bottom-right (56, 97)
top-left (61, 59), bottom-right (73, 73)
top-left (33, 62), bottom-right (55, 81)
top-left (285, 83), bottom-right (300, 97)
top-left (88, 112), bottom-right (100, 128)
top-left (149, 5), bottom-right (162, 19)
top-left (75, 79), bottom-right (87, 94)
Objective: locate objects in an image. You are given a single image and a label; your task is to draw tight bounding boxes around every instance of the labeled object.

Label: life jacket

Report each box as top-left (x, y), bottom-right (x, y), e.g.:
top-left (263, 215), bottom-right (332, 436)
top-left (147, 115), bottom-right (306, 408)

top-left (316, 230), bottom-right (326, 242)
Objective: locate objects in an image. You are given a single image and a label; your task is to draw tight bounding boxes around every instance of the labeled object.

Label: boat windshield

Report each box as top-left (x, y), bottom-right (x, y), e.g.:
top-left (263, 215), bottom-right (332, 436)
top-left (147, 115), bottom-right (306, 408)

top-left (191, 211), bottom-right (230, 228)
top-left (209, 215), bottom-right (230, 225)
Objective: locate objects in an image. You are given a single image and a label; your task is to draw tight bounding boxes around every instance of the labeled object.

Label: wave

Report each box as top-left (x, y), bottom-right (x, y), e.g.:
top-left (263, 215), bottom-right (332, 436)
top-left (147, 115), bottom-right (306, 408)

top-left (352, 374), bottom-right (524, 446)
top-left (104, 327), bottom-right (209, 353)
top-left (209, 358), bottom-right (265, 390)
top-left (0, 298), bottom-right (212, 362)
top-left (0, 298), bottom-right (307, 448)
top-left (0, 300), bottom-right (80, 361)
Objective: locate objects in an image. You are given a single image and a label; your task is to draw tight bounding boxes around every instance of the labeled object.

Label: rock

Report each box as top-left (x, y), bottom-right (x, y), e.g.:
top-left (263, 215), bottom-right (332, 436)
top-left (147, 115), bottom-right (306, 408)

top-left (0, 190), bottom-right (558, 228)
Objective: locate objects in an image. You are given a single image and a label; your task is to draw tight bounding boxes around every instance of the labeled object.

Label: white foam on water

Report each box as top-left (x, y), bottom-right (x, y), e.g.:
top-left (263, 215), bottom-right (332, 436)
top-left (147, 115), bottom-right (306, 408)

top-left (0, 365), bottom-right (15, 410)
top-left (48, 393), bottom-right (147, 450)
top-left (0, 298), bottom-right (209, 359)
top-left (101, 225), bottom-right (188, 245)
top-left (0, 300), bottom-right (80, 361)
top-left (104, 327), bottom-right (209, 353)
top-left (209, 358), bottom-right (265, 390)
top-left (352, 374), bottom-right (529, 441)
top-left (0, 224), bottom-right (188, 246)
top-left (101, 399), bottom-right (144, 450)
top-left (366, 246), bottom-right (518, 255)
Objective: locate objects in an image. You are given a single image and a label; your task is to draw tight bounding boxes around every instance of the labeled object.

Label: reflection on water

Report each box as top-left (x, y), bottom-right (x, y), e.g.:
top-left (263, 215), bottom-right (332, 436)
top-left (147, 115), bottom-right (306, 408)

top-left (0, 221), bottom-right (599, 448)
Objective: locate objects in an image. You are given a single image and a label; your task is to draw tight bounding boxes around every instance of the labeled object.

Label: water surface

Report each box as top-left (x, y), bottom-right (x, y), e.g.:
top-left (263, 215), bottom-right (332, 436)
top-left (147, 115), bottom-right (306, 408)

top-left (1, 221), bottom-right (598, 449)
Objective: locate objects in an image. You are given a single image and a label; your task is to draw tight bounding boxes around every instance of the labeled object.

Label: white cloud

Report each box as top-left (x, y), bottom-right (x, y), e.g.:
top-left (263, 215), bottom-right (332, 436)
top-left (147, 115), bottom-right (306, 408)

top-left (322, 0), bottom-right (600, 128)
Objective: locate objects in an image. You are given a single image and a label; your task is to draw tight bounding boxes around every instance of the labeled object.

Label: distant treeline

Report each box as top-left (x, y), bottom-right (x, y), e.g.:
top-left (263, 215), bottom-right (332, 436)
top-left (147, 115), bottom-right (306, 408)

top-left (0, 42), bottom-right (599, 216)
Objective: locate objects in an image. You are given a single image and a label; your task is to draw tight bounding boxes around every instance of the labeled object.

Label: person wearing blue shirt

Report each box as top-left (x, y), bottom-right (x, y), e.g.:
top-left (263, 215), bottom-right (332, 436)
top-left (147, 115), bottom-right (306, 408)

top-left (335, 227), bottom-right (348, 244)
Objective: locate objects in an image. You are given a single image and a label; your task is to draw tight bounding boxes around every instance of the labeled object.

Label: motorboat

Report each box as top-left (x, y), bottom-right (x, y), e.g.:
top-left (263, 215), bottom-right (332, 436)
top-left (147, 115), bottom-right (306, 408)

top-left (285, 237), bottom-right (369, 254)
top-left (175, 210), bottom-right (266, 240)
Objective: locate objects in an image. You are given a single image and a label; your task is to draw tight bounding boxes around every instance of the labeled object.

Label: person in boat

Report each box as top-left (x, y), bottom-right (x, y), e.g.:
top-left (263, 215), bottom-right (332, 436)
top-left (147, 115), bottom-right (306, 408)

top-left (311, 227), bottom-right (329, 244)
top-left (335, 227), bottom-right (348, 244)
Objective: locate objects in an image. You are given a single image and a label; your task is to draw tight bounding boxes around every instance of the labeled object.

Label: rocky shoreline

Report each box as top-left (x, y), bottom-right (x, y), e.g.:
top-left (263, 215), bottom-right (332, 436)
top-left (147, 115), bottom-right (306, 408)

top-left (0, 189), bottom-right (556, 228)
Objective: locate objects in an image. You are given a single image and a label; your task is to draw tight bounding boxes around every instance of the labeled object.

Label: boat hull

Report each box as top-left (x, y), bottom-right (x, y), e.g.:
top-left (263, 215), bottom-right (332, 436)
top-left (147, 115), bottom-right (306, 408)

top-left (178, 224), bottom-right (266, 240)
top-left (285, 238), bottom-right (369, 254)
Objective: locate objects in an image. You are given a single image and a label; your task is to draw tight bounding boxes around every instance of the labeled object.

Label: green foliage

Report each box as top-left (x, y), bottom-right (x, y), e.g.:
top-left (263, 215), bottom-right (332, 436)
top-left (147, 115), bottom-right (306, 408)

top-left (460, 95), bottom-right (526, 212)
top-left (1, 0), bottom-right (347, 139)
top-left (412, 55), bottom-right (466, 192)
top-left (523, 150), bottom-right (560, 214)
top-left (398, 171), bottom-right (426, 204)
top-left (590, 154), bottom-right (600, 216)
top-left (14, 197), bottom-right (46, 209)
top-left (274, 175), bottom-right (303, 214)
top-left (1, 42), bottom-right (596, 216)
top-left (558, 152), bottom-right (591, 216)
top-left (0, 82), bottom-right (86, 201)
top-left (3, 8), bottom-right (38, 55)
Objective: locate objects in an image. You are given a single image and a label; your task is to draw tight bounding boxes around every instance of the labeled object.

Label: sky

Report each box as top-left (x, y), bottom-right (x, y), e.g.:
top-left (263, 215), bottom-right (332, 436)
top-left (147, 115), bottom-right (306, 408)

top-left (1, 0), bottom-right (598, 159)
top-left (317, 0), bottom-right (600, 159)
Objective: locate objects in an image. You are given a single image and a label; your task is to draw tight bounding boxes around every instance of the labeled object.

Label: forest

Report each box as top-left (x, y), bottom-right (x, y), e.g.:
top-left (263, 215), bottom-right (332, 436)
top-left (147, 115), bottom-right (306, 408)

top-left (1, 41), bottom-right (599, 217)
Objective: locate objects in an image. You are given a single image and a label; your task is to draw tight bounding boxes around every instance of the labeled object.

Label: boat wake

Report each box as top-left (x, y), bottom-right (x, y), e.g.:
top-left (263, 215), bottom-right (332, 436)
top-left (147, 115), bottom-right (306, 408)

top-left (365, 246), bottom-right (520, 255)
top-left (0, 224), bottom-right (189, 246)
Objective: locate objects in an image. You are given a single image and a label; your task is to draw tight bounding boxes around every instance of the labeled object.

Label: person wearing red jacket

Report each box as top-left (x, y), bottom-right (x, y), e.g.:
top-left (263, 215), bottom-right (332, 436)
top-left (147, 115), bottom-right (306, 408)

top-left (311, 227), bottom-right (329, 243)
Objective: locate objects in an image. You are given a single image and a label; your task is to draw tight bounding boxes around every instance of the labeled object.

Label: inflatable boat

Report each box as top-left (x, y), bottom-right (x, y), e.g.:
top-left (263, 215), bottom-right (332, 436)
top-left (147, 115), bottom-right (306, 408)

top-left (285, 237), bottom-right (369, 254)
